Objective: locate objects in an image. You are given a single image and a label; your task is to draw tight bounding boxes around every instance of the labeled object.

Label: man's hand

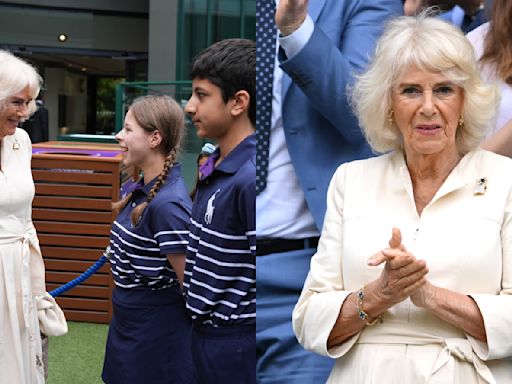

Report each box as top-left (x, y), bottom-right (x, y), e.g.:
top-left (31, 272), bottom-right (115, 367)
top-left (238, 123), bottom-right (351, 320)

top-left (275, 0), bottom-right (308, 36)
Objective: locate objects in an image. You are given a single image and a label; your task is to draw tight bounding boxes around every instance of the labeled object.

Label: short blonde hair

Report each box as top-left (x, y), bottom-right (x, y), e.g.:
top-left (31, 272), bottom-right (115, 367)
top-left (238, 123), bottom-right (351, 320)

top-left (352, 12), bottom-right (500, 155)
top-left (0, 50), bottom-right (42, 116)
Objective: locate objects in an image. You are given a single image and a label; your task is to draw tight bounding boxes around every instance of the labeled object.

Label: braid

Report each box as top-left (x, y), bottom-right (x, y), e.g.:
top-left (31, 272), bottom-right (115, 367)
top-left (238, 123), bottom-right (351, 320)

top-left (130, 150), bottom-right (177, 226)
top-left (120, 94), bottom-right (184, 226)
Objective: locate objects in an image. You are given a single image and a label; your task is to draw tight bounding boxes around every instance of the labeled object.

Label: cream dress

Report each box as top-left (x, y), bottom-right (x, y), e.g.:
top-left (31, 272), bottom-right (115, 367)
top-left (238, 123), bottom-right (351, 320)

top-left (0, 129), bottom-right (46, 383)
top-left (293, 150), bottom-right (512, 384)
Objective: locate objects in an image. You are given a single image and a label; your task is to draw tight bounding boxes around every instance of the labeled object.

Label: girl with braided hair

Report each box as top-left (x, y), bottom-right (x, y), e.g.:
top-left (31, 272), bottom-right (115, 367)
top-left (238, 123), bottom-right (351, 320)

top-left (102, 95), bottom-right (194, 384)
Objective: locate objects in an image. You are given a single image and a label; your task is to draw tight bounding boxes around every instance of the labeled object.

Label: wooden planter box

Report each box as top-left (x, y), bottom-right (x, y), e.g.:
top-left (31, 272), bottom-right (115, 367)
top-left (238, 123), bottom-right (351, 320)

top-left (31, 141), bottom-right (136, 324)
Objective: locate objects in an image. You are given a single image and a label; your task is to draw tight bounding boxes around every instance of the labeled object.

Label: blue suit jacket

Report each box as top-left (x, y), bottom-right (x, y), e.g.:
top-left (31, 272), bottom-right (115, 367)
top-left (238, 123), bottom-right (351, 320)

top-left (279, 0), bottom-right (402, 230)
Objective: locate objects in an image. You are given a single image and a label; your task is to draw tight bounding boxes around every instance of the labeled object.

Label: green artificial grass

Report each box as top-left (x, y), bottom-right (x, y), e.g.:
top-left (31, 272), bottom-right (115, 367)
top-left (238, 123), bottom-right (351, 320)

top-left (46, 321), bottom-right (109, 384)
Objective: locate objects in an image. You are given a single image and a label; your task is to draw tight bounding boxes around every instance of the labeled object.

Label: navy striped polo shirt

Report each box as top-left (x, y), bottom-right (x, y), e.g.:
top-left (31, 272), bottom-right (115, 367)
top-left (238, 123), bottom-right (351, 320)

top-left (184, 134), bottom-right (256, 327)
top-left (109, 164), bottom-right (192, 290)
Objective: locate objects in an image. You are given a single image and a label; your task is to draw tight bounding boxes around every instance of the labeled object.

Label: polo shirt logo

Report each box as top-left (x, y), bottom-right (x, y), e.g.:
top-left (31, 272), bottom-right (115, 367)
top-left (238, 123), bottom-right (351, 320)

top-left (204, 189), bottom-right (221, 225)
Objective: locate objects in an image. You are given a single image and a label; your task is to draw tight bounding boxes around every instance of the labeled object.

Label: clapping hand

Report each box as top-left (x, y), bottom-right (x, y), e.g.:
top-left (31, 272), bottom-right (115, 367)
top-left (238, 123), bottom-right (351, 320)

top-left (275, 0), bottom-right (308, 36)
top-left (367, 228), bottom-right (429, 307)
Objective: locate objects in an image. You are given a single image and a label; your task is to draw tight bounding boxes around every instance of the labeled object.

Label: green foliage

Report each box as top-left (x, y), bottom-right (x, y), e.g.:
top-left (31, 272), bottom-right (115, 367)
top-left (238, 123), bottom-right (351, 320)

top-left (96, 77), bottom-right (124, 134)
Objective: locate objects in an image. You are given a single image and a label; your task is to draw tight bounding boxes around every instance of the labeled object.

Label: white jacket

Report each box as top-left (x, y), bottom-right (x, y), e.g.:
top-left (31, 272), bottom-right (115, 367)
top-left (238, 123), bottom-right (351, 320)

top-left (293, 149), bottom-right (512, 383)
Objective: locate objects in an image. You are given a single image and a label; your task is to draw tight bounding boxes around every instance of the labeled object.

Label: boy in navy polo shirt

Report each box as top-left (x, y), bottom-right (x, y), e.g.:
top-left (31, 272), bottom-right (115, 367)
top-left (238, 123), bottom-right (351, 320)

top-left (184, 38), bottom-right (256, 383)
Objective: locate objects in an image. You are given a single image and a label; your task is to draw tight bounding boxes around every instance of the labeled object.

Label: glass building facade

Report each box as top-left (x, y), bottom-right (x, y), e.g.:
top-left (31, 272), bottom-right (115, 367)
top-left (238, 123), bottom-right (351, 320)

top-left (177, 0), bottom-right (256, 80)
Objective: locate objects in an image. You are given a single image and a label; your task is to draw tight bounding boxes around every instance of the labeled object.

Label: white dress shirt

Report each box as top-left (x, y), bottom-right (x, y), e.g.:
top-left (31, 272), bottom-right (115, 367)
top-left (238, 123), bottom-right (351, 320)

top-left (256, 15), bottom-right (320, 239)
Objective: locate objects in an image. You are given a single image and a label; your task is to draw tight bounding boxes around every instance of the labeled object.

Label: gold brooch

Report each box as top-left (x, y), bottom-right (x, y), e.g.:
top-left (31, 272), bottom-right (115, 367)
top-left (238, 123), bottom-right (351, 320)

top-left (474, 177), bottom-right (487, 195)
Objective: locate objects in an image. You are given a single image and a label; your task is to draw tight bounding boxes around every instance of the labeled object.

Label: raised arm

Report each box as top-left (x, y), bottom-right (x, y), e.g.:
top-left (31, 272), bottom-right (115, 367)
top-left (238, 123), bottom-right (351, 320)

top-left (277, 0), bottom-right (403, 143)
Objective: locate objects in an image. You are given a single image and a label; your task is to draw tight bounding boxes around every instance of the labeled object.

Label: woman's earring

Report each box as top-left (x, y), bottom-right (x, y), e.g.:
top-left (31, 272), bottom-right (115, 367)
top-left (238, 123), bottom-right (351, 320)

top-left (387, 110), bottom-right (394, 126)
top-left (458, 116), bottom-right (464, 126)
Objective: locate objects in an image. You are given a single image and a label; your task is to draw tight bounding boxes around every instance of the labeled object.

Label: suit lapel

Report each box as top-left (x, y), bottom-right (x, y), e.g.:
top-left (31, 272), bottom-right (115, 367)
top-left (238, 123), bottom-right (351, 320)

top-left (281, 0), bottom-right (326, 99)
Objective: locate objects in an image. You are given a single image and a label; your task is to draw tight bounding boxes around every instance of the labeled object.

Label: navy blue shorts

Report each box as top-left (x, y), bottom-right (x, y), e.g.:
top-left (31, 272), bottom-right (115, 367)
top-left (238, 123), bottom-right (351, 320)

top-left (191, 322), bottom-right (255, 384)
top-left (102, 285), bottom-right (194, 384)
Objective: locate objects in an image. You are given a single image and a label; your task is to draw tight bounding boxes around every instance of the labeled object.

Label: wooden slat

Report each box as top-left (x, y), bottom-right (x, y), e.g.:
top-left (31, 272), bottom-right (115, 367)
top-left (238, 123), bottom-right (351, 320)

top-left (32, 158), bottom-right (118, 170)
top-left (33, 208), bottom-right (113, 224)
top-left (41, 246), bottom-right (107, 261)
top-left (33, 196), bottom-right (111, 210)
top-left (36, 184), bottom-right (112, 198)
top-left (46, 271), bottom-right (109, 286)
top-left (39, 234), bottom-right (109, 248)
top-left (34, 221), bottom-right (110, 236)
top-left (46, 283), bottom-right (109, 299)
top-left (32, 170), bottom-right (114, 185)
top-left (56, 297), bottom-right (109, 311)
top-left (60, 310), bottom-right (109, 323)
top-left (32, 147), bottom-right (120, 325)
top-left (44, 259), bottom-right (110, 274)
top-left (111, 163), bottom-right (121, 202)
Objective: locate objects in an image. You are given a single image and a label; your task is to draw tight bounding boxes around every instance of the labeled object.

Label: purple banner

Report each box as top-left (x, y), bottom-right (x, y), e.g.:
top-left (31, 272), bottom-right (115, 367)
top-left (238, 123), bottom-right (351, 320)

top-left (32, 147), bottom-right (121, 158)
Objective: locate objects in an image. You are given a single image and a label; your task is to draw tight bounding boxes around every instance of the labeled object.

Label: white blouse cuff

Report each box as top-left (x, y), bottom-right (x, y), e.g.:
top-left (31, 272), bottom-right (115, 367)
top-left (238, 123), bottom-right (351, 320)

top-left (299, 290), bottom-right (357, 357)
top-left (469, 293), bottom-right (512, 360)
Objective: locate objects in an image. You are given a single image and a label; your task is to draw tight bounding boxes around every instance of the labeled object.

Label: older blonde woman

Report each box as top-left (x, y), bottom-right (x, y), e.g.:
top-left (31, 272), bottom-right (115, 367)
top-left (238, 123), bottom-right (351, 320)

top-left (0, 50), bottom-right (66, 384)
top-left (292, 13), bottom-right (510, 384)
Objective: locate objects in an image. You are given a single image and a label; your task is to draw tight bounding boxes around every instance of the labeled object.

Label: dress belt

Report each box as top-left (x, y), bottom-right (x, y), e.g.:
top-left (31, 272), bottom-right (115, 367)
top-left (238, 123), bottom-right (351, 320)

top-left (357, 322), bottom-right (495, 384)
top-left (256, 237), bottom-right (319, 256)
top-left (0, 232), bottom-right (32, 330)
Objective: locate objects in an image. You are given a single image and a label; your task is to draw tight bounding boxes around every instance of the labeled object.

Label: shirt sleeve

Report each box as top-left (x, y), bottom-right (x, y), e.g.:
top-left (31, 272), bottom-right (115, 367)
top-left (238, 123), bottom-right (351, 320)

top-left (292, 163), bottom-right (360, 357)
top-left (151, 198), bottom-right (191, 255)
top-left (468, 181), bottom-right (512, 360)
top-left (278, 14), bottom-right (314, 59)
top-left (22, 128), bottom-right (37, 244)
